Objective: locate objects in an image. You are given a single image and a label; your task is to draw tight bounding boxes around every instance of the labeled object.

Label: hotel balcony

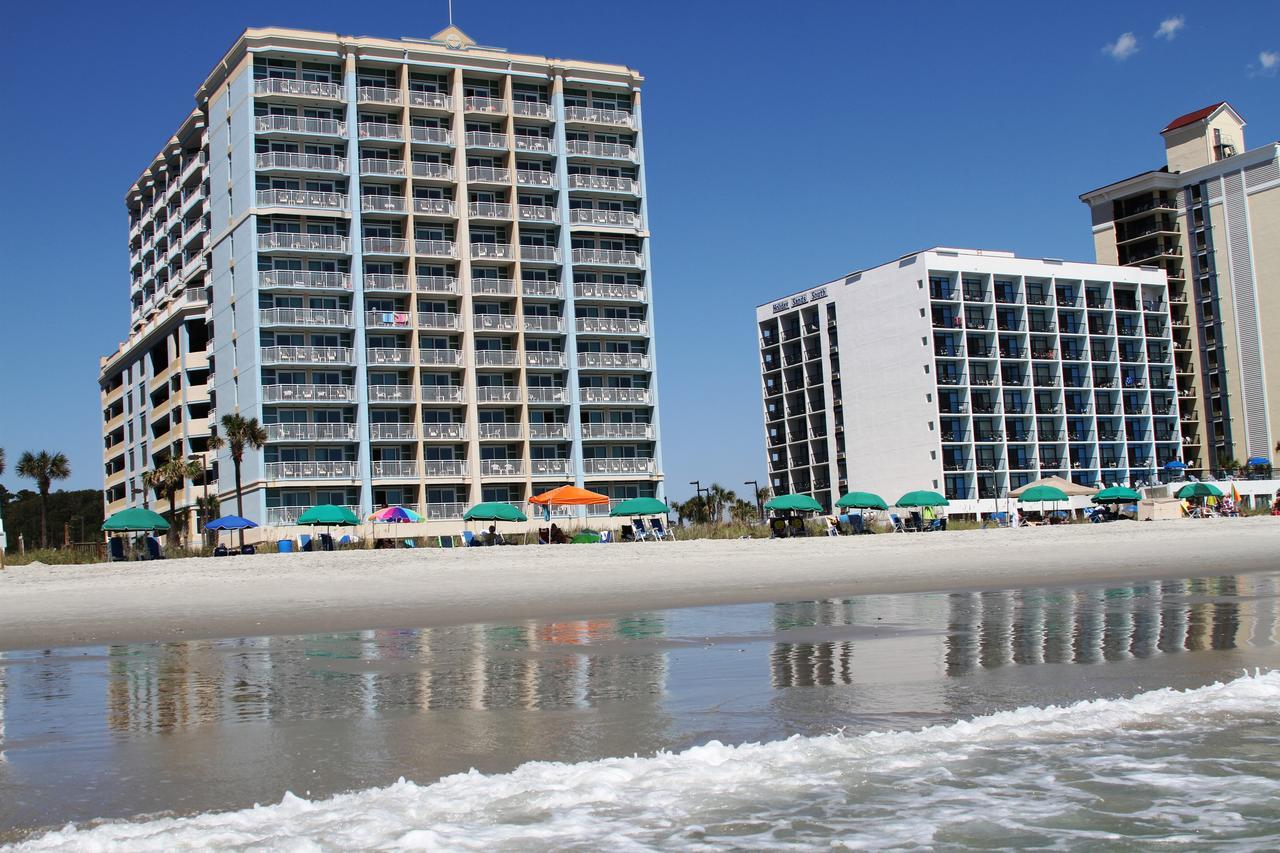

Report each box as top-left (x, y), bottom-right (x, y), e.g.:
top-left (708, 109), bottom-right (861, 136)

top-left (368, 385), bottom-right (416, 404)
top-left (521, 280), bottom-right (564, 299)
top-left (257, 233), bottom-right (350, 253)
top-left (469, 201), bottom-right (512, 220)
top-left (410, 126), bottom-right (453, 146)
top-left (367, 347), bottom-right (414, 366)
top-left (574, 282), bottom-right (645, 302)
top-left (471, 242), bottom-right (515, 261)
top-left (260, 307), bottom-right (353, 328)
top-left (473, 313), bottom-right (517, 332)
top-left (372, 461), bottom-right (420, 479)
top-left (417, 275), bottom-right (460, 295)
top-left (464, 96), bottom-right (507, 115)
top-left (360, 158), bottom-right (407, 177)
top-left (477, 423), bottom-right (523, 440)
top-left (419, 348), bottom-right (463, 366)
top-left (255, 115), bottom-right (346, 137)
top-left (267, 504), bottom-right (359, 526)
top-left (424, 460), bottom-right (468, 478)
top-left (571, 248), bottom-right (642, 268)
top-left (357, 86), bottom-right (402, 105)
top-left (517, 169), bottom-right (556, 188)
top-left (584, 457), bottom-right (654, 475)
top-left (464, 131), bottom-right (508, 151)
top-left (257, 152), bottom-right (347, 174)
top-left (575, 317), bottom-right (648, 336)
top-left (253, 78), bottom-right (344, 100)
top-left (404, 87), bottom-right (451, 108)
top-left (363, 273), bottom-right (411, 293)
top-left (471, 277), bottom-right (516, 296)
top-left (531, 459), bottom-right (572, 477)
top-left (412, 161), bottom-right (455, 181)
top-left (514, 136), bottom-right (556, 155)
top-left (528, 387), bottom-right (570, 404)
top-left (568, 174), bottom-right (638, 194)
top-left (582, 423), bottom-right (654, 440)
top-left (414, 239), bottom-right (458, 258)
top-left (423, 423), bottom-right (467, 441)
top-left (261, 384), bottom-right (356, 404)
top-left (564, 105), bottom-right (635, 128)
top-left (526, 351), bottom-right (567, 369)
top-left (358, 122), bottom-right (405, 141)
top-left (475, 350), bottom-right (519, 367)
top-left (261, 345), bottom-right (353, 366)
top-left (466, 165), bottom-right (511, 185)
top-left (419, 312), bottom-right (462, 331)
top-left (264, 460), bottom-right (358, 480)
top-left (520, 245), bottom-right (561, 264)
top-left (524, 316), bottom-right (566, 333)
top-left (421, 385), bottom-right (465, 403)
top-left (518, 204), bottom-right (559, 224)
top-left (578, 352), bottom-right (650, 370)
top-left (415, 501), bottom-right (465, 520)
top-left (256, 189), bottom-right (347, 211)
top-left (569, 209), bottom-right (639, 229)
top-left (265, 423), bottom-right (356, 442)
top-left (361, 195), bottom-right (408, 214)
top-left (530, 423), bottom-right (570, 440)
top-left (479, 460), bottom-right (524, 477)
top-left (564, 140), bottom-right (637, 161)
top-left (476, 386), bottom-right (522, 404)
top-left (413, 198), bottom-right (457, 217)
top-left (580, 387), bottom-right (651, 404)
top-left (512, 100), bottom-right (552, 119)
top-left (370, 423), bottom-right (418, 441)
top-left (260, 270), bottom-right (352, 292)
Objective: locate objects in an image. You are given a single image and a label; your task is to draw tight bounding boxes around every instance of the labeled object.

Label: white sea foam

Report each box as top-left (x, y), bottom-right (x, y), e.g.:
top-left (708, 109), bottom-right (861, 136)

top-left (15, 671), bottom-right (1280, 851)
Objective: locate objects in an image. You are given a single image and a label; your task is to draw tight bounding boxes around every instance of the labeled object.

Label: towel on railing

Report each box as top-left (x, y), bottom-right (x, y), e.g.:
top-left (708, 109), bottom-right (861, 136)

top-left (394, 312), bottom-right (409, 325)
top-left (381, 312), bottom-right (394, 324)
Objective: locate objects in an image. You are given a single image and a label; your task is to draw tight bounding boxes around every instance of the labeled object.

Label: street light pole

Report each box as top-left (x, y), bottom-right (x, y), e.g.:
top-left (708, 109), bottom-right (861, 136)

top-left (744, 479), bottom-right (762, 524)
top-left (689, 480), bottom-right (702, 524)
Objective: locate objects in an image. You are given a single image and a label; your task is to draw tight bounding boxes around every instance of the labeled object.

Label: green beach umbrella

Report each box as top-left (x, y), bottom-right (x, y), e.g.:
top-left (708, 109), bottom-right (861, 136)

top-left (895, 490), bottom-right (949, 508)
top-left (1017, 485), bottom-right (1070, 503)
top-left (764, 493), bottom-right (824, 513)
top-left (1175, 482), bottom-right (1224, 500)
top-left (102, 507), bottom-right (171, 532)
top-left (610, 497), bottom-right (670, 517)
top-left (1093, 486), bottom-right (1142, 504)
top-left (296, 504), bottom-right (360, 526)
top-left (836, 491), bottom-right (888, 510)
top-left (463, 502), bottom-right (529, 522)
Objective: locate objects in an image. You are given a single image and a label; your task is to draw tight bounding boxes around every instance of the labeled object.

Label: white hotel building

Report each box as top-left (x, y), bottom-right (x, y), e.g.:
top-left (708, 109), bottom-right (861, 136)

top-left (99, 26), bottom-right (665, 531)
top-left (756, 249), bottom-right (1180, 513)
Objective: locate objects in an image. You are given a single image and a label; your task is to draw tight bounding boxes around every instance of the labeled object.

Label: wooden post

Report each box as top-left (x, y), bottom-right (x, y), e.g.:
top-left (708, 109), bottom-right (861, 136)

top-left (64, 522), bottom-right (71, 548)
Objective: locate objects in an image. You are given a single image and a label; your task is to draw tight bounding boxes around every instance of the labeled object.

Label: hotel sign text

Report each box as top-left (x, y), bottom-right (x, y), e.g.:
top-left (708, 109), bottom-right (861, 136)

top-left (772, 287), bottom-right (829, 313)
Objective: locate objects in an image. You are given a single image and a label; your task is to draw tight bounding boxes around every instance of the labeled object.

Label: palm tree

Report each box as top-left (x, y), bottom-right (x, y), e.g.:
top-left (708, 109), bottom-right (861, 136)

top-left (706, 483), bottom-right (737, 525)
top-left (729, 499), bottom-right (757, 525)
top-left (219, 415), bottom-right (266, 544)
top-left (0, 446), bottom-right (6, 477)
top-left (16, 451), bottom-right (71, 549)
top-left (143, 456), bottom-right (202, 548)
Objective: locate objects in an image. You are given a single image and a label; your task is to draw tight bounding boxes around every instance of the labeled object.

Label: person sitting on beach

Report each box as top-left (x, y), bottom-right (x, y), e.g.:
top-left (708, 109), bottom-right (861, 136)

top-left (483, 525), bottom-right (505, 546)
top-left (550, 524), bottom-right (569, 544)
top-left (824, 516), bottom-right (840, 536)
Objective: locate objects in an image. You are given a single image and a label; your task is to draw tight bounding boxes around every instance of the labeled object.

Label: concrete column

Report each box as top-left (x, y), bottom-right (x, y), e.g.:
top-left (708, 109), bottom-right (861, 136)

top-left (631, 89), bottom-right (664, 502)
top-left (344, 48), bottom-right (375, 515)
top-left (452, 67), bottom-right (483, 507)
top-left (551, 74), bottom-right (586, 496)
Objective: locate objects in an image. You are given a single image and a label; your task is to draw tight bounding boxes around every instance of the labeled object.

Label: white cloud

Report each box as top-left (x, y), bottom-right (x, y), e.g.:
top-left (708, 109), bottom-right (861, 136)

top-left (1104, 32), bottom-right (1139, 60)
top-left (1155, 16), bottom-right (1185, 41)
top-left (1261, 50), bottom-right (1279, 71)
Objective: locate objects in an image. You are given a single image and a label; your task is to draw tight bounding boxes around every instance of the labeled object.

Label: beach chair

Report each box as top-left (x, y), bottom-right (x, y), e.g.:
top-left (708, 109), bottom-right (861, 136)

top-left (769, 517), bottom-right (788, 538)
top-left (240, 544), bottom-right (256, 555)
top-left (319, 533), bottom-right (335, 552)
top-left (619, 524), bottom-right (635, 542)
top-left (847, 514), bottom-right (865, 535)
top-left (403, 539), bottom-right (416, 548)
top-left (788, 517), bottom-right (807, 537)
top-left (437, 535), bottom-right (455, 548)
top-left (145, 536), bottom-right (164, 560)
top-left (538, 527), bottom-right (551, 544)
top-left (890, 514), bottom-right (908, 533)
top-left (908, 511), bottom-right (924, 532)
top-left (300, 534), bottom-right (313, 552)
top-left (462, 530), bottom-right (480, 547)
top-left (650, 517), bottom-right (676, 541)
top-left (599, 530), bottom-right (614, 543)
top-left (824, 516), bottom-right (840, 536)
top-left (338, 535), bottom-right (351, 547)
top-left (108, 537), bottom-right (127, 562)
top-left (633, 518), bottom-right (657, 541)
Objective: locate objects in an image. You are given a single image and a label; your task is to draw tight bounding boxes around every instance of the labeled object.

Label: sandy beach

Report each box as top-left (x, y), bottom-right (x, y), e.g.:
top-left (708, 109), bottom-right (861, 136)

top-left (0, 517), bottom-right (1276, 651)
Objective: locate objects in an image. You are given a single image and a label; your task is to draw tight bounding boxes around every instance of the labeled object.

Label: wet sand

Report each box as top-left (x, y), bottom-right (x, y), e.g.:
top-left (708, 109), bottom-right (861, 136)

top-left (0, 517), bottom-right (1276, 651)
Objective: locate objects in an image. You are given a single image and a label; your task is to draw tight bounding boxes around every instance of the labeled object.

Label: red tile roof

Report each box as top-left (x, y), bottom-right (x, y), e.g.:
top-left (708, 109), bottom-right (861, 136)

top-left (1162, 102), bottom-right (1226, 133)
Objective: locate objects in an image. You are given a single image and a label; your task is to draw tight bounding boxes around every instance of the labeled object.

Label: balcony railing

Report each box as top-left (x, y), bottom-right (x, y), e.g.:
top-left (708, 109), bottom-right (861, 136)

top-left (583, 457), bottom-right (654, 475)
top-left (512, 100), bottom-right (552, 119)
top-left (580, 387), bottom-right (651, 404)
top-left (529, 423), bottom-right (570, 440)
top-left (257, 152), bottom-right (347, 173)
top-left (255, 115), bottom-right (346, 136)
top-left (360, 158), bottom-right (407, 177)
top-left (421, 385), bottom-right (465, 403)
top-left (464, 96), bottom-right (507, 114)
top-left (359, 122), bottom-right (405, 141)
top-left (477, 423), bottom-right (523, 440)
top-left (414, 239), bottom-right (458, 257)
top-left (417, 501), bottom-right (466, 519)
top-left (365, 311), bottom-right (412, 329)
top-left (410, 126), bottom-right (453, 146)
top-left (526, 351), bottom-right (567, 368)
top-left (522, 280), bottom-right (563, 298)
top-left (368, 385), bottom-right (416, 403)
top-left (479, 460), bottom-right (524, 477)
top-left (471, 242), bottom-right (515, 260)
top-left (408, 90), bottom-right (452, 110)
top-left (260, 270), bottom-right (351, 291)
top-left (364, 273), bottom-right (411, 292)
top-left (424, 461), bottom-right (468, 478)
top-left (254, 78), bottom-right (343, 99)
top-left (465, 131), bottom-right (508, 150)
top-left (419, 348), bottom-right (463, 366)
top-left (475, 350), bottom-right (519, 367)
top-left (419, 312), bottom-right (462, 330)
top-left (527, 387), bottom-right (569, 404)
top-left (361, 195), bottom-right (407, 213)
top-left (468, 201), bottom-right (512, 219)
top-left (516, 169), bottom-right (556, 187)
top-left (581, 423), bottom-right (654, 439)
top-left (466, 165), bottom-right (511, 184)
top-left (564, 140), bottom-right (637, 161)
top-left (568, 174), bottom-right (638, 194)
top-left (412, 162), bottom-right (455, 181)
top-left (372, 461), bottom-right (420, 479)
top-left (574, 282), bottom-right (645, 301)
top-left (576, 317), bottom-right (648, 335)
top-left (367, 347), bottom-right (414, 366)
top-left (572, 248), bottom-right (642, 267)
top-left (264, 461), bottom-right (358, 480)
top-left (476, 386), bottom-right (522, 403)
top-left (520, 245), bottom-right (561, 263)
top-left (518, 204), bottom-right (559, 223)
top-left (258, 232), bottom-right (349, 253)
top-left (569, 209), bottom-right (639, 228)
top-left (266, 504), bottom-right (359, 526)
top-left (471, 277), bottom-right (516, 295)
top-left (417, 275), bottom-right (459, 294)
top-left (514, 136), bottom-right (555, 154)
top-left (564, 105), bottom-right (635, 128)
top-left (423, 423), bottom-right (467, 441)
top-left (472, 314), bottom-right (517, 331)
top-left (524, 316), bottom-right (566, 333)
top-left (261, 346), bottom-right (353, 365)
top-left (578, 352), bottom-right (650, 370)
top-left (260, 307), bottom-right (353, 327)
top-left (265, 423), bottom-right (356, 442)
top-left (357, 86), bottom-right (402, 104)
top-left (531, 459), bottom-right (573, 476)
top-left (413, 198), bottom-right (456, 217)
top-left (369, 423), bottom-right (418, 441)
top-left (262, 384), bottom-right (355, 403)
top-left (256, 189), bottom-right (347, 210)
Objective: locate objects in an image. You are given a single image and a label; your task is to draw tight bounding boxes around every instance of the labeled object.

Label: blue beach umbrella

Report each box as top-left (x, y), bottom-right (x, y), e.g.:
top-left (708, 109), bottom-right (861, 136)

top-left (1163, 460), bottom-right (1187, 470)
top-left (204, 515), bottom-right (258, 531)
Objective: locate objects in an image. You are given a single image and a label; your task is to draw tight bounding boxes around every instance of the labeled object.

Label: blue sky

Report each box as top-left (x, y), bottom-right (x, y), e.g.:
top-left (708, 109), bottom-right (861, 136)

top-left (1, 0), bottom-right (1277, 501)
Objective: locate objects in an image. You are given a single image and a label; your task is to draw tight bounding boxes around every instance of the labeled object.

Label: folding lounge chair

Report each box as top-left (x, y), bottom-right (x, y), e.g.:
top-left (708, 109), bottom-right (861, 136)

top-left (633, 518), bottom-right (657, 541)
top-left (650, 517), bottom-right (676, 541)
top-left (145, 536), bottom-right (164, 560)
top-left (438, 535), bottom-right (455, 548)
top-left (108, 537), bottom-right (127, 562)
top-left (769, 517), bottom-right (788, 538)
top-left (890, 514), bottom-right (908, 533)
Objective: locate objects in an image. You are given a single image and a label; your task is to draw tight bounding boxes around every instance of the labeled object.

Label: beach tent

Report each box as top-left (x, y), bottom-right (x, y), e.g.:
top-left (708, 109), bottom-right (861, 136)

top-left (835, 491), bottom-right (888, 510)
top-left (1175, 482), bottom-right (1224, 499)
top-left (1009, 476), bottom-right (1098, 498)
top-left (1093, 486), bottom-right (1142, 504)
top-left (894, 490), bottom-right (949, 508)
top-left (529, 485), bottom-right (610, 525)
top-left (368, 506), bottom-right (424, 523)
top-left (609, 497), bottom-right (670, 517)
top-left (103, 507), bottom-right (171, 532)
top-left (764, 493), bottom-right (824, 513)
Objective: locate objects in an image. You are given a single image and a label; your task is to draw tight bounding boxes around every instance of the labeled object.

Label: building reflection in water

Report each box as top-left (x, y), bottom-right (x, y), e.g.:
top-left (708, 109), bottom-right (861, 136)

top-left (97, 615), bottom-right (668, 736)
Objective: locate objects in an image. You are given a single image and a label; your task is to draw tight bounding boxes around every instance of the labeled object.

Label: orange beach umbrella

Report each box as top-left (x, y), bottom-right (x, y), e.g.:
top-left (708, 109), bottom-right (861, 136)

top-left (528, 485), bottom-right (610, 506)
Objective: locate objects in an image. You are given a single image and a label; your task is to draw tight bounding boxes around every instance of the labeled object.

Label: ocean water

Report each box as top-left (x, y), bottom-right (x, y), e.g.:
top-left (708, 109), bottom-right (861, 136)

top-left (3, 572), bottom-right (1280, 848)
top-left (16, 672), bottom-right (1280, 850)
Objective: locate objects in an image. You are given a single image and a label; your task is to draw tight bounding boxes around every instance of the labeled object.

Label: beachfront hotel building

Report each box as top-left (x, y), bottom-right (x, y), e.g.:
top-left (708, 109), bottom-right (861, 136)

top-left (1080, 103), bottom-right (1280, 476)
top-left (755, 249), bottom-right (1179, 514)
top-left (99, 25), bottom-right (665, 532)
